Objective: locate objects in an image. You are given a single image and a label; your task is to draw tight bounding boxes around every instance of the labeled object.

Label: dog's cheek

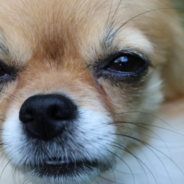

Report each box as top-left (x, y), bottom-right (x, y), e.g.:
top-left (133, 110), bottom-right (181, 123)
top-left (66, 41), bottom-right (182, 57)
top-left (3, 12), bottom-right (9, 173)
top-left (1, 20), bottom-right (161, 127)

top-left (95, 69), bottom-right (164, 144)
top-left (94, 79), bottom-right (139, 145)
top-left (0, 82), bottom-right (18, 156)
top-left (0, 81), bottom-right (18, 124)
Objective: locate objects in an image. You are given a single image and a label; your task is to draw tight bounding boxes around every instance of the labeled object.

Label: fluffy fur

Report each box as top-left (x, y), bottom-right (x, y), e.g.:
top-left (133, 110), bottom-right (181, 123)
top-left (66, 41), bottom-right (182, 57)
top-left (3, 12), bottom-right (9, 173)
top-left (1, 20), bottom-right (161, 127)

top-left (0, 0), bottom-right (184, 184)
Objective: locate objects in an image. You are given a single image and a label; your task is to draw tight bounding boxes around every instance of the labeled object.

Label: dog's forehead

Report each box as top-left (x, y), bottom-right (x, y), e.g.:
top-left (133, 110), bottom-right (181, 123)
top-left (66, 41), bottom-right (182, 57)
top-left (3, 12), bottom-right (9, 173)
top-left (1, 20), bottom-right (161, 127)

top-left (0, 0), bottom-right (170, 66)
top-left (0, 0), bottom-right (108, 63)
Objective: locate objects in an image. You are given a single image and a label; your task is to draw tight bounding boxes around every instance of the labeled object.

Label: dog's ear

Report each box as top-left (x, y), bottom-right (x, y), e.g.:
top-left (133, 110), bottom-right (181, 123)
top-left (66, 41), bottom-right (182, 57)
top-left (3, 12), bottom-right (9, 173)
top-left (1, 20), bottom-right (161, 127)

top-left (162, 14), bottom-right (184, 100)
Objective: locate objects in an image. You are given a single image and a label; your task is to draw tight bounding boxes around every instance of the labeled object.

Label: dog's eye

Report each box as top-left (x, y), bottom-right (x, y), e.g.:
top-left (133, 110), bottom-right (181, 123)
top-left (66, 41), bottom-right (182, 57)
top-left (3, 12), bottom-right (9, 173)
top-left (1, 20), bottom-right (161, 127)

top-left (107, 55), bottom-right (145, 73)
top-left (0, 66), bottom-right (11, 83)
top-left (0, 62), bottom-right (18, 84)
top-left (95, 53), bottom-right (149, 83)
top-left (0, 67), bottom-right (8, 78)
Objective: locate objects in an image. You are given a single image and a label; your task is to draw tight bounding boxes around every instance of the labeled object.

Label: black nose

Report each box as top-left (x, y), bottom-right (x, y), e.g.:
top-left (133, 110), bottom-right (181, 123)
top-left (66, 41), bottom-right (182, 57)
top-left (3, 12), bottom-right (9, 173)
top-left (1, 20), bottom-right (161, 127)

top-left (19, 94), bottom-right (77, 141)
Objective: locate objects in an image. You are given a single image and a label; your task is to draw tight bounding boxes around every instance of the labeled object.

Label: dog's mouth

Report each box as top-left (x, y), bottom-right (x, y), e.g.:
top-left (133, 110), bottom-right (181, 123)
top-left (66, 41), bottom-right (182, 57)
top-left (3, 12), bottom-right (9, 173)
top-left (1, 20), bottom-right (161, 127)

top-left (31, 157), bottom-right (99, 177)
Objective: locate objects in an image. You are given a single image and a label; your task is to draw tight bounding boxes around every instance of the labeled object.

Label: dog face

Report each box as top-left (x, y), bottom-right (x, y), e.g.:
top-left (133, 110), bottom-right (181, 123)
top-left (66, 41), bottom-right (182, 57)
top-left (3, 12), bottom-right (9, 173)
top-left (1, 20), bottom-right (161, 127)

top-left (0, 0), bottom-right (184, 183)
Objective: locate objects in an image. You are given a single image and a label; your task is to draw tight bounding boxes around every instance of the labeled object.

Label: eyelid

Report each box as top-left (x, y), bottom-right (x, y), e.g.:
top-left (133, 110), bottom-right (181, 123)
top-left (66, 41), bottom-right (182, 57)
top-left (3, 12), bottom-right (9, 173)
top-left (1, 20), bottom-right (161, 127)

top-left (0, 60), bottom-right (18, 73)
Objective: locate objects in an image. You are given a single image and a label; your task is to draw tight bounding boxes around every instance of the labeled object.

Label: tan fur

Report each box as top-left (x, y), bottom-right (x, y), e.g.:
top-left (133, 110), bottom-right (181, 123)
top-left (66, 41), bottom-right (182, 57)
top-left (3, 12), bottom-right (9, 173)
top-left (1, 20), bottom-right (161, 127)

top-left (0, 0), bottom-right (183, 183)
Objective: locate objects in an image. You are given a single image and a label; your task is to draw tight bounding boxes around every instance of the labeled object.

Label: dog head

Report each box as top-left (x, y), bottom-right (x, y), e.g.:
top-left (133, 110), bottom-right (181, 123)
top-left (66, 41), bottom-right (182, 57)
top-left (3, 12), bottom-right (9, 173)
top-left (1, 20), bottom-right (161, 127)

top-left (0, 0), bottom-right (184, 183)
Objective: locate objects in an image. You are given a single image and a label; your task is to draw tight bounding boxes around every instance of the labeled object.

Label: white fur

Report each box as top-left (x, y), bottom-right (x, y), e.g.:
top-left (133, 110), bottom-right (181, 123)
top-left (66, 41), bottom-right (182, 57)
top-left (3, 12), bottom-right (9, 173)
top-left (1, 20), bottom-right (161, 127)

top-left (2, 109), bottom-right (184, 184)
top-left (2, 102), bottom-right (118, 184)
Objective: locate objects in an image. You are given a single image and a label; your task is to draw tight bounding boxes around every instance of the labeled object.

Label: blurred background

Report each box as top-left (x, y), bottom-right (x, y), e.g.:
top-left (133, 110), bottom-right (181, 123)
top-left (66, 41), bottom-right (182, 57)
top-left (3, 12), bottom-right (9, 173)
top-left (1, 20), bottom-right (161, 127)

top-left (174, 0), bottom-right (184, 25)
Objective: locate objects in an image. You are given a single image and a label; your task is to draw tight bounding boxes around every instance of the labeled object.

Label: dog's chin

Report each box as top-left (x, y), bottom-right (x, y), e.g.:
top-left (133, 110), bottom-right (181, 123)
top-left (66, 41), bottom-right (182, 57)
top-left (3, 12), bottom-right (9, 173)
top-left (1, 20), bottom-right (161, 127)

top-left (21, 158), bottom-right (108, 184)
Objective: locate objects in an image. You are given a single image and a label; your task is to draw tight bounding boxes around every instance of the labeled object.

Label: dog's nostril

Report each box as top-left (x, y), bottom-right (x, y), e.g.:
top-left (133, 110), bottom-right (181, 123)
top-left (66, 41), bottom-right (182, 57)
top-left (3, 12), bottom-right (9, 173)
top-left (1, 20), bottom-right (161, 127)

top-left (19, 94), bottom-right (78, 141)
top-left (49, 105), bottom-right (72, 121)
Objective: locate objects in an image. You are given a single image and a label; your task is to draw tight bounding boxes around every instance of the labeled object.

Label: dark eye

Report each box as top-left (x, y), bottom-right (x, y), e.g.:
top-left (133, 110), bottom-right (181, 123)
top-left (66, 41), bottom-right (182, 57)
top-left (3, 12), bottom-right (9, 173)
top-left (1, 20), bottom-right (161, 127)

top-left (95, 53), bottom-right (149, 83)
top-left (108, 54), bottom-right (145, 73)
top-left (0, 67), bottom-right (8, 78)
top-left (0, 61), bottom-right (18, 83)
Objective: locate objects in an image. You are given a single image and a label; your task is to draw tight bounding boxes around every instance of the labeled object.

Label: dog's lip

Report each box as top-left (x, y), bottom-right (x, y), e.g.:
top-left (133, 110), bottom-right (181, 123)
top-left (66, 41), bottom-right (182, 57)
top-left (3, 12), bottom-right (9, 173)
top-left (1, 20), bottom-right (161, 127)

top-left (31, 157), bottom-right (99, 177)
top-left (43, 157), bottom-right (98, 167)
top-left (45, 159), bottom-right (69, 167)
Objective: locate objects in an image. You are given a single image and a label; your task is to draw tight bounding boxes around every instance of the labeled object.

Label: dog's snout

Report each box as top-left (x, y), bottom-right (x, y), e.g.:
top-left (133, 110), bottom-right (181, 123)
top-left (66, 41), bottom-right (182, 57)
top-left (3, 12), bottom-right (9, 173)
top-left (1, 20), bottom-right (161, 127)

top-left (19, 94), bottom-right (77, 141)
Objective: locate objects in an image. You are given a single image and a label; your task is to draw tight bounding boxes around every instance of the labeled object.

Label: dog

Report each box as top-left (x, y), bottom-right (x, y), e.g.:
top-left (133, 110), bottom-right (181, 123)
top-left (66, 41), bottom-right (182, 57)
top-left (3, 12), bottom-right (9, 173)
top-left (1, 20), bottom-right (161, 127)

top-left (0, 0), bottom-right (184, 184)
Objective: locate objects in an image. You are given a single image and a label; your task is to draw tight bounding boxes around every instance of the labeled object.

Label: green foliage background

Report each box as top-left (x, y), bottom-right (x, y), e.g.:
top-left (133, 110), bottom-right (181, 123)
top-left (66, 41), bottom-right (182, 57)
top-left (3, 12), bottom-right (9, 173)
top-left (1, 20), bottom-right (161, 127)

top-left (173, 0), bottom-right (184, 24)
